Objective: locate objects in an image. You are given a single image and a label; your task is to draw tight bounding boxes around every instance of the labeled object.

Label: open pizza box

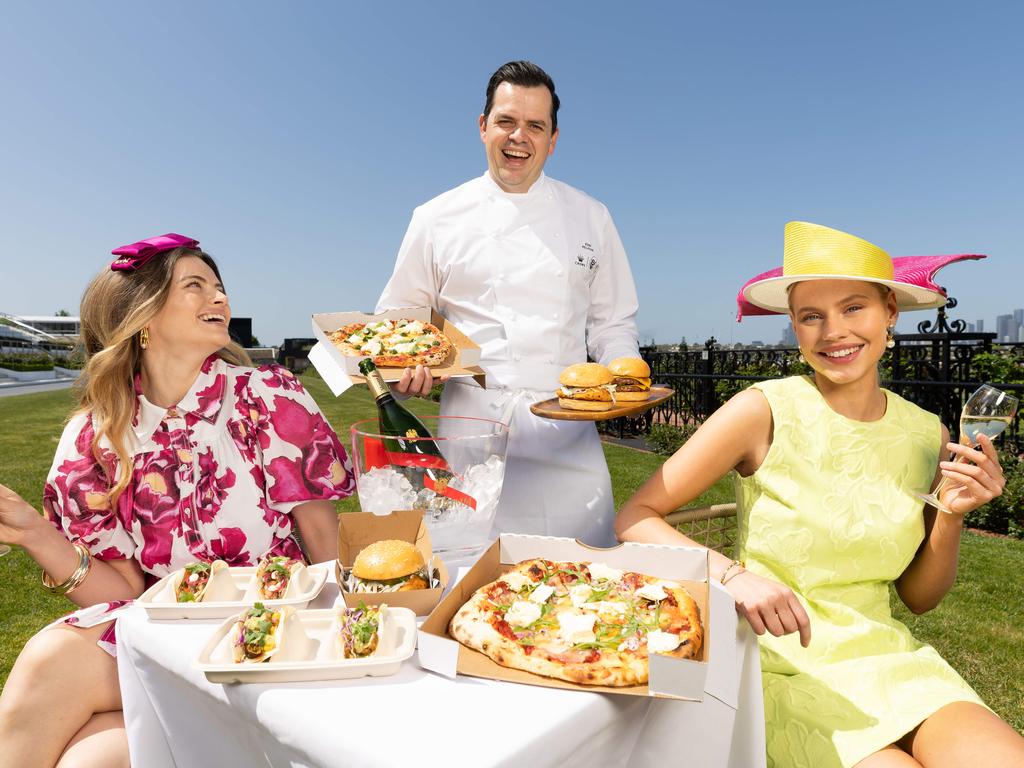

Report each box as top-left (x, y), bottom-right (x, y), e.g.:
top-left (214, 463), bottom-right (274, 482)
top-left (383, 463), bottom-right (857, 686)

top-left (335, 510), bottom-right (449, 616)
top-left (418, 534), bottom-right (711, 701)
top-left (309, 307), bottom-right (486, 396)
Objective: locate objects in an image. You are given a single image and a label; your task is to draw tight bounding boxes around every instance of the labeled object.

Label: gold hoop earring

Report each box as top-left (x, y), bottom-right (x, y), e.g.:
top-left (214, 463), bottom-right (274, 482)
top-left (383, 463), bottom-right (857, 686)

top-left (885, 325), bottom-right (896, 350)
top-left (140, 327), bottom-right (150, 350)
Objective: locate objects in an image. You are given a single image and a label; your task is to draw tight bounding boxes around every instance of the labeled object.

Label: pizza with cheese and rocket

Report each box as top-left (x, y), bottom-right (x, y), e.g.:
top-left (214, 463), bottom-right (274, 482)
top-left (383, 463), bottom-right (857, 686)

top-left (328, 318), bottom-right (453, 368)
top-left (449, 559), bottom-right (703, 687)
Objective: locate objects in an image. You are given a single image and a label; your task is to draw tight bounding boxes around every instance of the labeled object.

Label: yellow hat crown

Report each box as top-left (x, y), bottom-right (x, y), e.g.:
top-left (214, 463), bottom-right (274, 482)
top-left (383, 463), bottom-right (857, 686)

top-left (784, 221), bottom-right (894, 281)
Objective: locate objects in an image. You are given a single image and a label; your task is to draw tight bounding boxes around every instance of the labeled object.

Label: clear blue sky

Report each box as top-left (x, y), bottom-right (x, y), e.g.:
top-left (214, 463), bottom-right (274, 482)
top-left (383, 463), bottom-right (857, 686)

top-left (2, 1), bottom-right (1021, 347)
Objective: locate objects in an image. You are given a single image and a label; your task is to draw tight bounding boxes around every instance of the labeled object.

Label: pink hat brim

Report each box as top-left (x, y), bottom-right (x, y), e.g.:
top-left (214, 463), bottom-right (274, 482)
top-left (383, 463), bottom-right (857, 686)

top-left (736, 254), bottom-right (986, 320)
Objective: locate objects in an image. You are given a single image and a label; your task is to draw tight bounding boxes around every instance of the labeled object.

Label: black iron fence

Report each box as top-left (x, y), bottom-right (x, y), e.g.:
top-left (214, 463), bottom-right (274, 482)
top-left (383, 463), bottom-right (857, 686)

top-left (602, 327), bottom-right (1023, 454)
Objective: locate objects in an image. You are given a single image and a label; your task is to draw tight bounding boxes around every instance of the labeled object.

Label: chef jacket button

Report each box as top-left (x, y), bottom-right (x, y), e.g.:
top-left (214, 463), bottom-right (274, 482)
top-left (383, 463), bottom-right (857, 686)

top-left (508, 313), bottom-right (517, 321)
top-left (556, 270), bottom-right (564, 277)
top-left (554, 232), bottom-right (560, 238)
top-left (513, 353), bottom-right (522, 361)
top-left (553, 313), bottom-right (559, 319)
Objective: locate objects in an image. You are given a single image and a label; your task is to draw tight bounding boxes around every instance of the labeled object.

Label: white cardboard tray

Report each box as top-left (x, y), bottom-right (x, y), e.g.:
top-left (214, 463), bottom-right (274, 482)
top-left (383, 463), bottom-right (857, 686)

top-left (196, 606), bottom-right (417, 683)
top-left (136, 564), bottom-right (328, 620)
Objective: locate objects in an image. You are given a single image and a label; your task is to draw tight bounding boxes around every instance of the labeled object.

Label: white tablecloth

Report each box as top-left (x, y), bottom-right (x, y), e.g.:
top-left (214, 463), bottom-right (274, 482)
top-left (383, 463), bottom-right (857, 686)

top-left (117, 573), bottom-right (766, 768)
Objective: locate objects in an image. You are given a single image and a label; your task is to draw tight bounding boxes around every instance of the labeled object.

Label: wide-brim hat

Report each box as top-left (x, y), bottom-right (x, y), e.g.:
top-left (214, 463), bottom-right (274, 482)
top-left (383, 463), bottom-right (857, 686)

top-left (737, 221), bottom-right (985, 319)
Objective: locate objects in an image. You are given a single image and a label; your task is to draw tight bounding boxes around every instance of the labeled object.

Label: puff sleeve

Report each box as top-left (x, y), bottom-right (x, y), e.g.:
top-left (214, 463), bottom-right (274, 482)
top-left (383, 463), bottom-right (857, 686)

top-left (42, 413), bottom-right (136, 561)
top-left (240, 365), bottom-right (356, 514)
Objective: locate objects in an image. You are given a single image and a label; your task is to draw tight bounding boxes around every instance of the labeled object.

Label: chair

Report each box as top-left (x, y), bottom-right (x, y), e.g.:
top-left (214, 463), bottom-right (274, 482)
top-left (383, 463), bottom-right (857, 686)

top-left (664, 502), bottom-right (738, 552)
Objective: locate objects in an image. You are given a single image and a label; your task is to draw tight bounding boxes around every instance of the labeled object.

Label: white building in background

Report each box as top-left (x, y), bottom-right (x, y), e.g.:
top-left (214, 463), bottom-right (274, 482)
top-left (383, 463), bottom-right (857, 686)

top-left (0, 313), bottom-right (77, 356)
top-left (16, 315), bottom-right (81, 336)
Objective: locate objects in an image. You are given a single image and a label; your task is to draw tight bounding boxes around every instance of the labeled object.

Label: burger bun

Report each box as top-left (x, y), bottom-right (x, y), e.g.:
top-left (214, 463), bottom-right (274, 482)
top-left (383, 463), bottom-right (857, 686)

top-left (607, 357), bottom-right (651, 378)
top-left (557, 397), bottom-right (614, 412)
top-left (352, 539), bottom-right (425, 581)
top-left (558, 362), bottom-right (613, 388)
top-left (611, 390), bottom-right (651, 402)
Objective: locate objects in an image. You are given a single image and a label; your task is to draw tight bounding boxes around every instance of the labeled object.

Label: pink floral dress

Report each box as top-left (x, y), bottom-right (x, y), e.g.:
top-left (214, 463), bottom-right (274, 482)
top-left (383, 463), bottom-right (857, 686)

top-left (42, 355), bottom-right (355, 654)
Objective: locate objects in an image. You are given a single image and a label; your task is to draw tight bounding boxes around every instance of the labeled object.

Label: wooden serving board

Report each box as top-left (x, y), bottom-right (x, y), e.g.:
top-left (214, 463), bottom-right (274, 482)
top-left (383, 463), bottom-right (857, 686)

top-left (529, 386), bottom-right (674, 422)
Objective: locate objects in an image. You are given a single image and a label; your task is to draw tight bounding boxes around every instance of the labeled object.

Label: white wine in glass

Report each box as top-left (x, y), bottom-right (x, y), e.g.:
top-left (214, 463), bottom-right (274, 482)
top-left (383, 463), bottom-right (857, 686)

top-left (917, 384), bottom-right (1018, 514)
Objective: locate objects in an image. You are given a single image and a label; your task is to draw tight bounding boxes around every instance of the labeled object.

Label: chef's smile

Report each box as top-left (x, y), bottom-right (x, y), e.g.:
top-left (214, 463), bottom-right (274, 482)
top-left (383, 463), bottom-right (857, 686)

top-left (480, 81), bottom-right (558, 194)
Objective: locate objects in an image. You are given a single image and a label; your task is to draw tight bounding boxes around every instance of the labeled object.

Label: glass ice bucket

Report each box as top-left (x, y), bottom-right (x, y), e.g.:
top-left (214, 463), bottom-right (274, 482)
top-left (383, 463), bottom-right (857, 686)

top-left (350, 416), bottom-right (509, 560)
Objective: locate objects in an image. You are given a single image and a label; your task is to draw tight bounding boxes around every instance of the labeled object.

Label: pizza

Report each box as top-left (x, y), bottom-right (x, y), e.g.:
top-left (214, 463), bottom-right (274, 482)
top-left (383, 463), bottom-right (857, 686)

top-left (328, 318), bottom-right (454, 367)
top-left (449, 559), bottom-right (703, 687)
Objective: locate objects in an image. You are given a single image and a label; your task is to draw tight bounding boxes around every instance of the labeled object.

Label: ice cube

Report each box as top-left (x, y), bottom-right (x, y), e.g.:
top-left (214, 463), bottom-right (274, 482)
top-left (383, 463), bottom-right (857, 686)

top-left (356, 466), bottom-right (417, 516)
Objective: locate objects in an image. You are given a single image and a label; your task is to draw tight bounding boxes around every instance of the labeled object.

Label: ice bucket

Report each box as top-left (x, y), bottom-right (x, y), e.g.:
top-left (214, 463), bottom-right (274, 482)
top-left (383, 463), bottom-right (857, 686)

top-left (350, 416), bottom-right (509, 559)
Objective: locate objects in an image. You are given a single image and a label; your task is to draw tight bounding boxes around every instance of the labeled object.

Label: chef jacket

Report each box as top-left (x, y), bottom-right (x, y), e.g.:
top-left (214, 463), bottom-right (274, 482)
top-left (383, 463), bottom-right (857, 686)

top-left (377, 172), bottom-right (640, 547)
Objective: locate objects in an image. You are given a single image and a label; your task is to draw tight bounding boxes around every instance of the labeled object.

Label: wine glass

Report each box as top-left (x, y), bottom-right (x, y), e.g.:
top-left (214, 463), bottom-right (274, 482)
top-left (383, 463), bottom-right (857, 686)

top-left (917, 384), bottom-right (1019, 514)
top-left (0, 545), bottom-right (9, 556)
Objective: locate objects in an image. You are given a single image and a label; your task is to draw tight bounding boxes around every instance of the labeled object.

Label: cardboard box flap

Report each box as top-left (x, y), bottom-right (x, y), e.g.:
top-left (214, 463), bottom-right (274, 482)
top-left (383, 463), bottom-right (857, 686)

top-left (310, 308), bottom-right (486, 396)
top-left (337, 510), bottom-right (431, 566)
top-left (704, 582), bottom-right (741, 709)
top-left (498, 535), bottom-right (709, 583)
top-left (336, 510), bottom-right (448, 616)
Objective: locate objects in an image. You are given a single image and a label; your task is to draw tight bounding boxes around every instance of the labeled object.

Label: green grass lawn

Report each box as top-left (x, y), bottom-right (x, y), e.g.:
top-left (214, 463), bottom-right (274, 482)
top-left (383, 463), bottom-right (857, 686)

top-left (1, 372), bottom-right (1021, 732)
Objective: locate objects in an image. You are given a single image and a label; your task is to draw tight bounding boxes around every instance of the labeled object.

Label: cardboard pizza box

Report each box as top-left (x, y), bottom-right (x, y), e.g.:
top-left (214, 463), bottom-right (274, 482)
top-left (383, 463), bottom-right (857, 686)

top-left (309, 307), bottom-right (486, 396)
top-left (417, 534), bottom-right (711, 701)
top-left (335, 510), bottom-right (449, 616)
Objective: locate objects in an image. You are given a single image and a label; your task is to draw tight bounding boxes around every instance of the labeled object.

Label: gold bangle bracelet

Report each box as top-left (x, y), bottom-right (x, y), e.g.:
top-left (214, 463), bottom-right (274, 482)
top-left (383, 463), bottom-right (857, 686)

top-left (720, 559), bottom-right (745, 585)
top-left (41, 542), bottom-right (92, 595)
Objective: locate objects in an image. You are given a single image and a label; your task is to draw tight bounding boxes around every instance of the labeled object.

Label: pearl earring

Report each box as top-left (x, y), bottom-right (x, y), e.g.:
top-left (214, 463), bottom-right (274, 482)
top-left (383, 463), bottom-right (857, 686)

top-left (885, 325), bottom-right (896, 349)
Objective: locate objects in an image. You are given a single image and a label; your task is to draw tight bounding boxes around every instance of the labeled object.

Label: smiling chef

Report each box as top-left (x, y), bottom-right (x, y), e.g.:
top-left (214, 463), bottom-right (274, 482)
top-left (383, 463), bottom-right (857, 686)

top-left (376, 60), bottom-right (641, 547)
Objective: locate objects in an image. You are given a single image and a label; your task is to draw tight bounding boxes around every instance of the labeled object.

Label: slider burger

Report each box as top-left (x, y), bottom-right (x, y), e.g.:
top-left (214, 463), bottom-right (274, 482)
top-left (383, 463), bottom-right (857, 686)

top-left (556, 362), bottom-right (616, 412)
top-left (347, 539), bottom-right (430, 593)
top-left (607, 357), bottom-right (652, 402)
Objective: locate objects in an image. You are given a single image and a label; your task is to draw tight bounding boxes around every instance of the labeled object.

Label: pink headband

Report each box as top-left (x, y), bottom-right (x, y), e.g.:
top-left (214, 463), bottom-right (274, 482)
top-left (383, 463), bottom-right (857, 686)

top-left (110, 233), bottom-right (199, 272)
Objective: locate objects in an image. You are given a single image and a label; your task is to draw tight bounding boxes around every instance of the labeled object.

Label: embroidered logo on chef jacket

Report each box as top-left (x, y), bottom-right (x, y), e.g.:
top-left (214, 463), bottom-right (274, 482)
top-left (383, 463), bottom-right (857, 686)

top-left (575, 243), bottom-right (599, 273)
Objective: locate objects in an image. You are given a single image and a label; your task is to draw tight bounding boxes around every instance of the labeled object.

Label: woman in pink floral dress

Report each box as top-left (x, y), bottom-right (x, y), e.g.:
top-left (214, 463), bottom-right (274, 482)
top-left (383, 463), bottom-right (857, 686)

top-left (0, 234), bottom-right (355, 768)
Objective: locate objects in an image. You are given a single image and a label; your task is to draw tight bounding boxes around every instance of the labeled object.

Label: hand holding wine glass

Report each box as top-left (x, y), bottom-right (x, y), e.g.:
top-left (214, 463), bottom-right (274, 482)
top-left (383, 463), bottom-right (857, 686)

top-left (918, 384), bottom-right (1018, 515)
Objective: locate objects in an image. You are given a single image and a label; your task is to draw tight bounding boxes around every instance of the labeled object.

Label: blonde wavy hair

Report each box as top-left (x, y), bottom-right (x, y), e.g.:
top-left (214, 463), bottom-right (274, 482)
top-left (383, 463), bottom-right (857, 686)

top-left (75, 247), bottom-right (251, 506)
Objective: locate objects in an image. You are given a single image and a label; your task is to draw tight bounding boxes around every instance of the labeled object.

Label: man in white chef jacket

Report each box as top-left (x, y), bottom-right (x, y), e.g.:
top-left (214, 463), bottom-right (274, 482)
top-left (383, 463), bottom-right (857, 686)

top-left (377, 60), bottom-right (640, 547)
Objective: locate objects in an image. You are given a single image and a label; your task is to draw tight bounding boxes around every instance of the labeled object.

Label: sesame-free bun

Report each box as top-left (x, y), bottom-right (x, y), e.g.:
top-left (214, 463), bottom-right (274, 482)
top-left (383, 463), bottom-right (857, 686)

top-left (557, 397), bottom-right (615, 412)
top-left (352, 539), bottom-right (425, 581)
top-left (559, 362), bottom-right (613, 388)
top-left (607, 357), bottom-right (650, 379)
top-left (612, 390), bottom-right (650, 402)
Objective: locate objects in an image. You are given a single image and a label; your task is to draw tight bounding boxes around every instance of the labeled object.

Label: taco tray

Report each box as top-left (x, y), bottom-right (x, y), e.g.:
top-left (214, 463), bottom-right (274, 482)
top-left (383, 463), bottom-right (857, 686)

top-left (530, 386), bottom-right (674, 422)
top-left (137, 564), bottom-right (328, 620)
top-left (196, 606), bottom-right (417, 683)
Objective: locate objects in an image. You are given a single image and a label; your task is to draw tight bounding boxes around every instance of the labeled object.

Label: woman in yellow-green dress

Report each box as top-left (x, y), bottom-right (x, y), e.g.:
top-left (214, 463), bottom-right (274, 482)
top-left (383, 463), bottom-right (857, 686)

top-left (617, 222), bottom-right (1024, 768)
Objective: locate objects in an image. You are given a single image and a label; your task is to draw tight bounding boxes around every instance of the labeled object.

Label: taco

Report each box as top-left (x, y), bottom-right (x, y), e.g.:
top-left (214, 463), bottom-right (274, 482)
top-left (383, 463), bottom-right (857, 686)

top-left (173, 560), bottom-right (227, 603)
top-left (255, 555), bottom-right (306, 600)
top-left (231, 603), bottom-right (290, 664)
top-left (337, 602), bottom-right (386, 659)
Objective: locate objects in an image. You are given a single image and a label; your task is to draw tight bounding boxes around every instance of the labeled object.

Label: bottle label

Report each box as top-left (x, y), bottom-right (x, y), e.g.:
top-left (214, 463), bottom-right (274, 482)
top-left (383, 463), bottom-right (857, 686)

top-left (364, 368), bottom-right (390, 401)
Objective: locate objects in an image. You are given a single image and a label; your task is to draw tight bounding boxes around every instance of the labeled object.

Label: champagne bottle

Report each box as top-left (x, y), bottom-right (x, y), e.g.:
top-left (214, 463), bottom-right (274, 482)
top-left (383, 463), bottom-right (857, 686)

top-left (358, 359), bottom-right (450, 481)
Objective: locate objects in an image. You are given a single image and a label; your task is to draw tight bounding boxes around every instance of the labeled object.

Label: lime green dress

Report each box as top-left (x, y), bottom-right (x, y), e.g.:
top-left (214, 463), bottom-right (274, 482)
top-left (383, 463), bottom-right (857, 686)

top-left (735, 376), bottom-right (985, 768)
